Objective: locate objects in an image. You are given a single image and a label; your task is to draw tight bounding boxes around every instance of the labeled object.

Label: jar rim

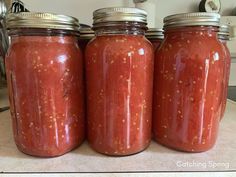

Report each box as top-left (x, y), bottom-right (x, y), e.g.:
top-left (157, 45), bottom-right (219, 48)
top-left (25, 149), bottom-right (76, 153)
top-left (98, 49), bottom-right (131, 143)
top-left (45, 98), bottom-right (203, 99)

top-left (6, 12), bottom-right (80, 32)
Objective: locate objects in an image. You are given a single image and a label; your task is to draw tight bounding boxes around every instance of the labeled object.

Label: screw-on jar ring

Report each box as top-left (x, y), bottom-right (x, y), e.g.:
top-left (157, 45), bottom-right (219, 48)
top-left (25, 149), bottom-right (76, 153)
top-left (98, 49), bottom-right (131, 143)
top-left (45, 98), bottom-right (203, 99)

top-left (80, 27), bottom-right (94, 39)
top-left (6, 12), bottom-right (80, 32)
top-left (164, 12), bottom-right (220, 29)
top-left (218, 25), bottom-right (230, 41)
top-left (93, 7), bottom-right (147, 26)
top-left (145, 28), bottom-right (164, 39)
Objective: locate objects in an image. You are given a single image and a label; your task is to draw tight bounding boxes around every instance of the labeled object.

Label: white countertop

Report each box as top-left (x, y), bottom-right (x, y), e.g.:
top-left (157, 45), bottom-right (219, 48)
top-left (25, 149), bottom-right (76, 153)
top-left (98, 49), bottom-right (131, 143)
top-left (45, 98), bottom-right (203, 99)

top-left (0, 88), bottom-right (236, 173)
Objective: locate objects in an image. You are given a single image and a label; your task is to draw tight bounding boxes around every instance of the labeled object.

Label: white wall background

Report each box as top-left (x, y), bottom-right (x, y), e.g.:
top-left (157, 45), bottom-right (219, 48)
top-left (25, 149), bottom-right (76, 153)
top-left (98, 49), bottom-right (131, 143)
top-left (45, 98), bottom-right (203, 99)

top-left (22, 0), bottom-right (236, 27)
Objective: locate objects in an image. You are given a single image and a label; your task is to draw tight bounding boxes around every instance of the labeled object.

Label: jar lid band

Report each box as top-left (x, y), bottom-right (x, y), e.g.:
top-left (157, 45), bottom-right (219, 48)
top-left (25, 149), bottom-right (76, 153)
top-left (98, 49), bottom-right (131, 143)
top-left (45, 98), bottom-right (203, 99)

top-left (164, 12), bottom-right (221, 29)
top-left (145, 28), bottom-right (164, 39)
top-left (6, 12), bottom-right (80, 31)
top-left (218, 25), bottom-right (230, 40)
top-left (93, 7), bottom-right (147, 25)
top-left (80, 27), bottom-right (95, 39)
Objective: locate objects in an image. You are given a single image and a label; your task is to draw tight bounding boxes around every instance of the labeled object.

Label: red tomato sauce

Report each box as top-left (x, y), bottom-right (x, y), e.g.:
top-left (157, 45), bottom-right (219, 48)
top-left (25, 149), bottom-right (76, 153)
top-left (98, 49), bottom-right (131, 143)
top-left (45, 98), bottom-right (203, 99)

top-left (5, 35), bottom-right (85, 157)
top-left (148, 38), bottom-right (162, 52)
top-left (85, 35), bottom-right (153, 155)
top-left (152, 27), bottom-right (224, 152)
top-left (79, 38), bottom-right (90, 56)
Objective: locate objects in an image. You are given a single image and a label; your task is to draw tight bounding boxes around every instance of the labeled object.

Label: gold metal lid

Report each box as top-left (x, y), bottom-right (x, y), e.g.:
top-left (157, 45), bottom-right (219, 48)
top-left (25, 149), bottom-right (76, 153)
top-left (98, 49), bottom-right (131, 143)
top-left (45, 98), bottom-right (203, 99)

top-left (164, 12), bottom-right (220, 29)
top-left (80, 27), bottom-right (94, 39)
top-left (218, 25), bottom-right (230, 40)
top-left (145, 28), bottom-right (164, 39)
top-left (93, 7), bottom-right (147, 25)
top-left (6, 12), bottom-right (80, 31)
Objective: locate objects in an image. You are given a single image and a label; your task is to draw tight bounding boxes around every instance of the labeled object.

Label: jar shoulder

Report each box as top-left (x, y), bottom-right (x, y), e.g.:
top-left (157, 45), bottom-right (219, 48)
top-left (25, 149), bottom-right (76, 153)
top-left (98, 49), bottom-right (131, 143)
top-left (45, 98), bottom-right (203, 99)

top-left (7, 36), bottom-right (81, 60)
top-left (157, 36), bottom-right (225, 58)
top-left (86, 35), bottom-right (153, 52)
top-left (85, 35), bottom-right (153, 56)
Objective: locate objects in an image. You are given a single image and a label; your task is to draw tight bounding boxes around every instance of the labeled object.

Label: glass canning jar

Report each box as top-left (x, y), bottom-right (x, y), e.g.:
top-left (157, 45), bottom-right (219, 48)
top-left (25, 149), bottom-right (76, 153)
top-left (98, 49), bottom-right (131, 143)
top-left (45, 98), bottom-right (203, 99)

top-left (5, 12), bottom-right (85, 157)
top-left (85, 7), bottom-right (154, 156)
top-left (145, 28), bottom-right (164, 52)
top-left (152, 13), bottom-right (225, 152)
top-left (218, 25), bottom-right (231, 120)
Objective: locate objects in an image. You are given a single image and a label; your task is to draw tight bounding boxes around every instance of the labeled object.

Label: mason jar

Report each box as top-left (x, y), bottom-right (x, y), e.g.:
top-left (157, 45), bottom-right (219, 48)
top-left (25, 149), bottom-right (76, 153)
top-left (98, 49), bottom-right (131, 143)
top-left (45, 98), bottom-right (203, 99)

top-left (218, 25), bottom-right (231, 120)
top-left (5, 12), bottom-right (85, 157)
top-left (145, 28), bottom-right (164, 51)
top-left (85, 7), bottom-right (153, 156)
top-left (152, 13), bottom-right (224, 152)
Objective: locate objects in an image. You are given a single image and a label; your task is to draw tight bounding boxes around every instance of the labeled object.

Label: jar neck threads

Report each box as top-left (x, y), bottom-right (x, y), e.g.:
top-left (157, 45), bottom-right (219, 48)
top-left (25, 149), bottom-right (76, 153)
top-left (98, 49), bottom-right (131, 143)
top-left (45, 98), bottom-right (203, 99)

top-left (8, 28), bottom-right (79, 37)
top-left (93, 21), bottom-right (147, 36)
top-left (164, 26), bottom-right (219, 38)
